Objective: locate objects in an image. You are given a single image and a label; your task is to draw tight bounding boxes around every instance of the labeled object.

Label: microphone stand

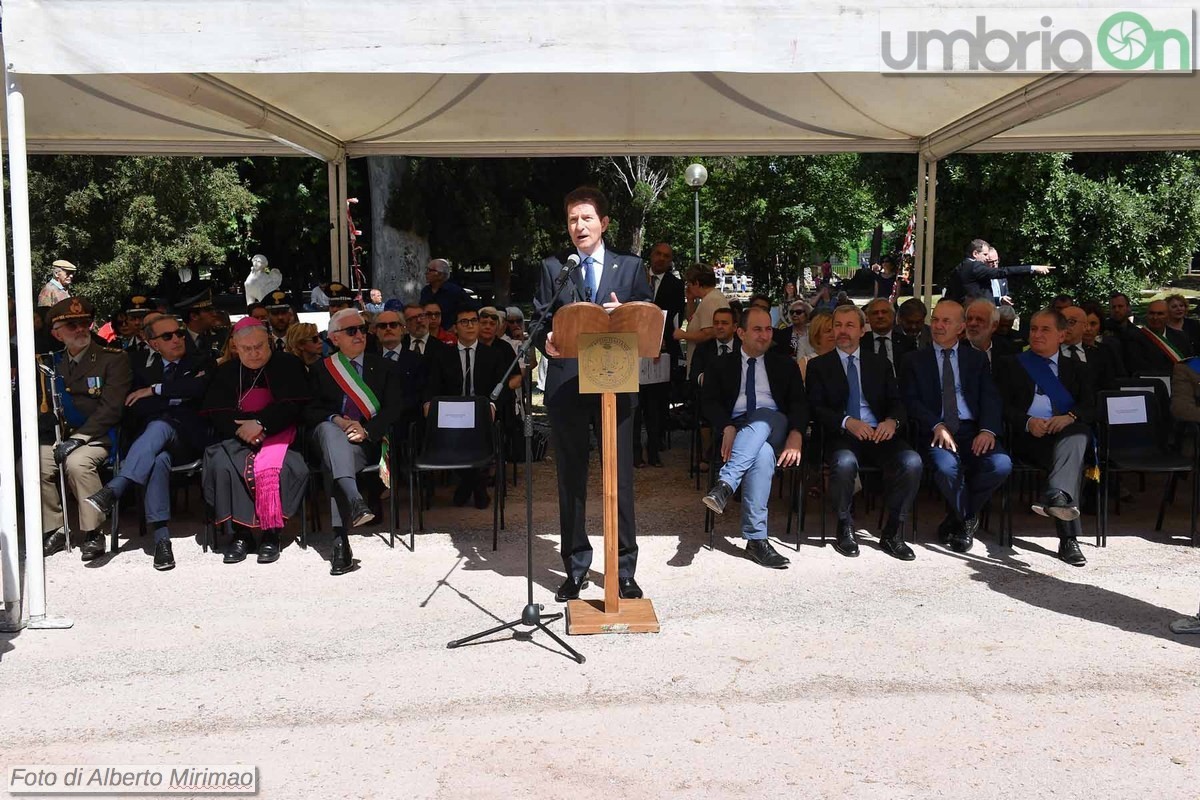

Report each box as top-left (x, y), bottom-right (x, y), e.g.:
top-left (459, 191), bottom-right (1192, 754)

top-left (447, 263), bottom-right (585, 663)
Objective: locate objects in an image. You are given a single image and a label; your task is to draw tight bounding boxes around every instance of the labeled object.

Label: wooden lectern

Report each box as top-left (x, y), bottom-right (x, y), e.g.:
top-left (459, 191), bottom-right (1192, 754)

top-left (553, 301), bottom-right (663, 635)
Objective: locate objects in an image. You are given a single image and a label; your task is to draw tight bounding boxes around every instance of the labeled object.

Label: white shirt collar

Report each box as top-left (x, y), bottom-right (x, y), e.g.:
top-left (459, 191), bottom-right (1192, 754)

top-left (837, 347), bottom-right (862, 363)
top-left (578, 243), bottom-right (606, 267)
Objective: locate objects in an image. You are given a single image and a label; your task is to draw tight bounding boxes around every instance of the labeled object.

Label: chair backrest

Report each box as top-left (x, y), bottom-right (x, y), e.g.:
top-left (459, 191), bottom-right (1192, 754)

top-left (1098, 390), bottom-right (1164, 456)
top-left (418, 396), bottom-right (496, 468)
top-left (1118, 377), bottom-right (1171, 425)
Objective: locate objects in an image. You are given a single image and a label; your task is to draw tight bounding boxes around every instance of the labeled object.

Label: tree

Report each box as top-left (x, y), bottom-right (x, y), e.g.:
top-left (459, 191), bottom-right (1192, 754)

top-left (598, 156), bottom-right (678, 254)
top-left (27, 155), bottom-right (259, 315)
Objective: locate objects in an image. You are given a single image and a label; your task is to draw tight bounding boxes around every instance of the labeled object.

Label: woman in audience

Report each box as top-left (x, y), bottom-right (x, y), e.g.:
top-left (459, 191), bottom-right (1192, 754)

top-left (1165, 293), bottom-right (1200, 353)
top-left (797, 310), bottom-right (834, 382)
top-left (285, 322), bottom-right (323, 369)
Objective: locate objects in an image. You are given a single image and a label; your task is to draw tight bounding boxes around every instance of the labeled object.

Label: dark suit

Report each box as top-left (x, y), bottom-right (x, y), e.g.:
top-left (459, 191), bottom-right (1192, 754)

top-left (306, 352), bottom-right (406, 529)
top-left (184, 328), bottom-right (223, 361)
top-left (691, 336), bottom-right (741, 388)
top-left (1063, 343), bottom-right (1124, 390)
top-left (945, 257), bottom-right (1034, 304)
top-left (806, 347), bottom-right (922, 526)
top-left (424, 341), bottom-right (510, 404)
top-left (863, 330), bottom-right (915, 377)
top-left (532, 246), bottom-right (653, 579)
top-left (993, 353), bottom-right (1094, 538)
top-left (901, 344), bottom-right (1011, 521)
top-left (1124, 326), bottom-right (1193, 375)
top-left (379, 344), bottom-right (426, 441)
top-left (700, 348), bottom-right (808, 540)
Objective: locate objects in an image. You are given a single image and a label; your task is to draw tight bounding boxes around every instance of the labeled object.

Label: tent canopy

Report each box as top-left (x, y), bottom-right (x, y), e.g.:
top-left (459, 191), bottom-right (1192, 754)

top-left (3, 0), bottom-right (1199, 159)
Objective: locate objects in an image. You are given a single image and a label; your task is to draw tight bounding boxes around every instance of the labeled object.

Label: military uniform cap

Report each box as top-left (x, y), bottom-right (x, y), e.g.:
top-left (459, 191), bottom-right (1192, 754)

top-left (266, 290), bottom-right (293, 310)
top-left (51, 259), bottom-right (78, 273)
top-left (176, 287), bottom-right (214, 312)
top-left (126, 294), bottom-right (153, 315)
top-left (48, 297), bottom-right (94, 326)
top-left (326, 282), bottom-right (354, 303)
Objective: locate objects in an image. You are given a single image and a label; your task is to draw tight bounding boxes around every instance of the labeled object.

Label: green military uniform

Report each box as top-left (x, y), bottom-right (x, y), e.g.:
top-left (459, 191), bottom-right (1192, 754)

top-left (39, 298), bottom-right (132, 537)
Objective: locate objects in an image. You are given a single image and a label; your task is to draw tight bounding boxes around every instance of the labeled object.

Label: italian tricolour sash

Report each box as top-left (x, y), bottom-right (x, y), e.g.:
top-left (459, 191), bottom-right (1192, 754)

top-left (1140, 327), bottom-right (1186, 364)
top-left (324, 354), bottom-right (393, 486)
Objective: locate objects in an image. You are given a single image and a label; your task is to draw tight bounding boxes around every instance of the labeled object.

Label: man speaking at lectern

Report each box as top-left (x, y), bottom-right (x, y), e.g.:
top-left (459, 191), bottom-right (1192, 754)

top-left (533, 186), bottom-right (653, 603)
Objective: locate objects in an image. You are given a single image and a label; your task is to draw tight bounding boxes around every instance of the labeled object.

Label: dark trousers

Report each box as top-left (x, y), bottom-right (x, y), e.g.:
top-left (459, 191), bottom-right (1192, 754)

top-left (828, 435), bottom-right (922, 527)
top-left (632, 381), bottom-right (669, 462)
top-left (547, 391), bottom-right (638, 579)
top-left (1012, 423), bottom-right (1089, 538)
top-left (924, 423), bottom-right (1013, 520)
top-left (312, 421), bottom-right (377, 530)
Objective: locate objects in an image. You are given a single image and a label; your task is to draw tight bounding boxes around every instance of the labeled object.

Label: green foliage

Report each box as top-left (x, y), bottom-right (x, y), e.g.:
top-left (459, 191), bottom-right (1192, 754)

top-left (928, 152), bottom-right (1200, 308)
top-left (27, 156), bottom-right (259, 315)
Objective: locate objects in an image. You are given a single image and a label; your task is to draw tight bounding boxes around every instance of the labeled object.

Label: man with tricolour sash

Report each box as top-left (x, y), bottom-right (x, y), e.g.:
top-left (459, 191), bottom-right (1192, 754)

top-left (1125, 299), bottom-right (1193, 375)
top-left (306, 308), bottom-right (405, 575)
top-left (994, 308), bottom-right (1095, 567)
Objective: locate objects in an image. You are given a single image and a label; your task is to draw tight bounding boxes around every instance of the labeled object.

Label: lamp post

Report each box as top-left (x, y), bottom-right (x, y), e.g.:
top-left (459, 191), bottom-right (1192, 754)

top-left (684, 163), bottom-right (708, 265)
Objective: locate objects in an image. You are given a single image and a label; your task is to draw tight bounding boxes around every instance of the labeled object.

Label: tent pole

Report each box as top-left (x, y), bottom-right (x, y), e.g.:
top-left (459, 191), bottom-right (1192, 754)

top-left (912, 155), bottom-right (928, 304)
top-left (0, 71), bottom-right (20, 631)
top-left (5, 68), bottom-right (72, 630)
top-left (923, 159), bottom-right (938, 309)
top-left (327, 161), bottom-right (339, 283)
top-left (337, 159), bottom-right (350, 286)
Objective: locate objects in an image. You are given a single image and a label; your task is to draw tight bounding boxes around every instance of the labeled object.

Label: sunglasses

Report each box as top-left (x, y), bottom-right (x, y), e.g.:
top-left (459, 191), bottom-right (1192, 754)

top-left (307, 336), bottom-right (322, 344)
top-left (480, 313), bottom-right (499, 321)
top-left (335, 324), bottom-right (369, 337)
top-left (376, 321), bottom-right (403, 330)
top-left (790, 310), bottom-right (807, 316)
top-left (153, 329), bottom-right (187, 342)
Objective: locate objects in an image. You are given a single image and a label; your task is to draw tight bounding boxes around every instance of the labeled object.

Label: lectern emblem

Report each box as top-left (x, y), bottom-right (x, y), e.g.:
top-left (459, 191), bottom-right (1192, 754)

top-left (578, 332), bottom-right (639, 394)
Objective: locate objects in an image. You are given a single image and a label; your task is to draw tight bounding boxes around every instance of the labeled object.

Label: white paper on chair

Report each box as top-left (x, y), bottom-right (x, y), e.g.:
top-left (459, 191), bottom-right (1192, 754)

top-left (439, 401), bottom-right (476, 429)
top-left (1107, 396), bottom-right (1147, 425)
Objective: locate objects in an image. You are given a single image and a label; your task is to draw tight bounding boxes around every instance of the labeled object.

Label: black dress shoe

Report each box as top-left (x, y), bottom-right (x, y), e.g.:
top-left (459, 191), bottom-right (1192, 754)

top-left (85, 486), bottom-right (117, 517)
top-left (348, 497), bottom-right (375, 528)
top-left (330, 533), bottom-right (356, 575)
top-left (879, 523), bottom-right (916, 561)
top-left (42, 528), bottom-right (66, 557)
top-left (619, 577), bottom-right (644, 598)
top-left (224, 535), bottom-right (252, 564)
top-left (554, 575), bottom-right (589, 602)
top-left (951, 516), bottom-right (977, 553)
top-left (1058, 536), bottom-right (1087, 567)
top-left (937, 514), bottom-right (958, 547)
top-left (648, 459), bottom-right (664, 468)
top-left (153, 540), bottom-right (175, 571)
top-left (473, 486), bottom-right (490, 509)
top-left (633, 457), bottom-right (646, 469)
top-left (702, 480), bottom-right (735, 515)
top-left (833, 521), bottom-right (860, 557)
top-left (80, 531), bottom-right (105, 562)
top-left (257, 530), bottom-right (280, 564)
top-left (452, 483), bottom-right (472, 507)
top-left (745, 539), bottom-right (790, 569)
top-left (1032, 489), bottom-right (1080, 521)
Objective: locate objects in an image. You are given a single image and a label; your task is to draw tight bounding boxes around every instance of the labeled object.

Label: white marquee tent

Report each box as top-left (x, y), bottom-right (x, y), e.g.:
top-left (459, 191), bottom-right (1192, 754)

top-left (3, 0), bottom-right (1199, 628)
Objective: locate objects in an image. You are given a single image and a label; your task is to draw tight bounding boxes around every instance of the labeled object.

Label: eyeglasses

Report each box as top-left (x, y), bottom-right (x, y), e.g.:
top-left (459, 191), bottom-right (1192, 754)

top-left (405, 312), bottom-right (428, 321)
top-left (335, 324), bottom-right (369, 336)
top-left (153, 329), bottom-right (187, 342)
top-left (376, 321), bottom-right (403, 330)
top-left (425, 310), bottom-right (442, 317)
top-left (307, 336), bottom-right (322, 344)
top-left (457, 318), bottom-right (479, 326)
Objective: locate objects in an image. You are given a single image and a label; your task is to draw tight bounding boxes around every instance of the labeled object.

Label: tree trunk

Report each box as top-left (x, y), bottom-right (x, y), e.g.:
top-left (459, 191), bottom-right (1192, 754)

top-left (367, 156), bottom-right (429, 304)
top-left (490, 258), bottom-right (512, 307)
top-left (870, 224), bottom-right (883, 264)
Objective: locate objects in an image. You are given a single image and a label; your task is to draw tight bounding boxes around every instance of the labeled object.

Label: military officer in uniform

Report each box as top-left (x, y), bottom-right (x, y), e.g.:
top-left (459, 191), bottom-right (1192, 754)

top-left (37, 259), bottom-right (76, 307)
top-left (122, 294), bottom-right (154, 363)
top-left (178, 288), bottom-right (225, 360)
top-left (265, 290), bottom-right (295, 352)
top-left (39, 298), bottom-right (132, 560)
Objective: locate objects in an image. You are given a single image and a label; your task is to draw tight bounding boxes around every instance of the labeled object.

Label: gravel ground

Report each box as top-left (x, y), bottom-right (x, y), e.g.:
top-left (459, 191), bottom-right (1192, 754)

top-left (3, 445), bottom-right (1199, 799)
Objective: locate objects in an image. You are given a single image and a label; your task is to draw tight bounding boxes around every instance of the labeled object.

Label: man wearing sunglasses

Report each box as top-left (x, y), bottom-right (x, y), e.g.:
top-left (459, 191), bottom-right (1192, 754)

top-left (375, 308), bottom-right (424, 431)
top-left (86, 313), bottom-right (214, 570)
top-left (307, 309), bottom-right (407, 575)
top-left (38, 298), bottom-right (132, 561)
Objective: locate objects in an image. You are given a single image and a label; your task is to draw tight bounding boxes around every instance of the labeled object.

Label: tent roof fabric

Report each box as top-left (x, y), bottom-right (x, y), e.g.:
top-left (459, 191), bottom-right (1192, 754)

top-left (2, 0), bottom-right (1198, 159)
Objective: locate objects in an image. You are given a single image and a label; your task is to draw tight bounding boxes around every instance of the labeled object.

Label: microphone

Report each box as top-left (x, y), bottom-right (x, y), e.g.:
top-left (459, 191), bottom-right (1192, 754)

top-left (562, 253), bottom-right (580, 274)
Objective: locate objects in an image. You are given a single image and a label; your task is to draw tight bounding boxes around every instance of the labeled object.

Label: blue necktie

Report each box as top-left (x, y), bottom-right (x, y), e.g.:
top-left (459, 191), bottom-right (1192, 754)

top-left (846, 355), bottom-right (862, 419)
top-left (745, 357), bottom-right (757, 415)
top-left (582, 255), bottom-right (597, 301)
top-left (163, 360), bottom-right (177, 383)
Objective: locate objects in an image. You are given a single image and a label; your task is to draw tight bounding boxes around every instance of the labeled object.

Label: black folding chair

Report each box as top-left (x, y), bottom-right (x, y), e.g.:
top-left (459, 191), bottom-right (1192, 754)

top-left (408, 396), bottom-right (506, 552)
top-left (1096, 390), bottom-right (1197, 547)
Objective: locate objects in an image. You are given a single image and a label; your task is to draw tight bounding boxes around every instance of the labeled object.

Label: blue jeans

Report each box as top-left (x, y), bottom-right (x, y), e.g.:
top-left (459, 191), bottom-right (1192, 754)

top-left (717, 409), bottom-right (788, 541)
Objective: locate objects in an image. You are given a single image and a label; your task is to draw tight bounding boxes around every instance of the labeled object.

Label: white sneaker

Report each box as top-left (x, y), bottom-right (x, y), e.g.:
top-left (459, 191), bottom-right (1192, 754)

top-left (1169, 615), bottom-right (1200, 634)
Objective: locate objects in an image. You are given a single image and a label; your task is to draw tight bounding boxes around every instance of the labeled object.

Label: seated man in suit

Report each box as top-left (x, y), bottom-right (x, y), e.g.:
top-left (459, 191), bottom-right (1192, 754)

top-left (1125, 299), bottom-right (1194, 375)
top-left (374, 307), bottom-right (424, 442)
top-left (307, 309), bottom-right (406, 575)
top-left (85, 313), bottom-right (213, 570)
top-left (806, 304), bottom-right (922, 561)
top-left (424, 307), bottom-right (511, 509)
top-left (862, 298), bottom-right (914, 377)
top-left (994, 308), bottom-right (1095, 566)
top-left (964, 298), bottom-right (1018, 368)
top-left (902, 300), bottom-right (1012, 553)
top-left (401, 303), bottom-right (448, 360)
top-left (690, 307), bottom-right (740, 387)
top-left (1060, 304), bottom-right (1122, 390)
top-left (700, 307), bottom-right (806, 568)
